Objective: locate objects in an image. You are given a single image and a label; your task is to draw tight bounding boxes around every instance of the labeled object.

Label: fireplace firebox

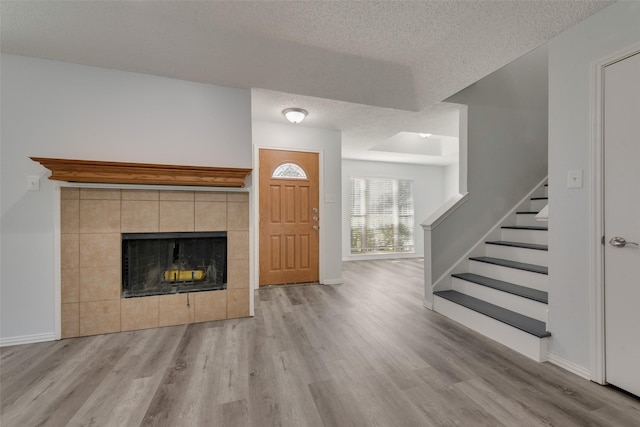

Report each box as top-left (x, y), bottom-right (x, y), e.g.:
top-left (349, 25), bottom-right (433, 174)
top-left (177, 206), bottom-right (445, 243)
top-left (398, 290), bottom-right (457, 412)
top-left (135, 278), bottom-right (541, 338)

top-left (122, 232), bottom-right (227, 298)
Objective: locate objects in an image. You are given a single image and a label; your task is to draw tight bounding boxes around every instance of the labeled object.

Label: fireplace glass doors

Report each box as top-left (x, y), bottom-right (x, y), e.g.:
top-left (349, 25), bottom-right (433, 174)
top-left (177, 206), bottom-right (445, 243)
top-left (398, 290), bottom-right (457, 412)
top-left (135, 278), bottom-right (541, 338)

top-left (122, 232), bottom-right (227, 298)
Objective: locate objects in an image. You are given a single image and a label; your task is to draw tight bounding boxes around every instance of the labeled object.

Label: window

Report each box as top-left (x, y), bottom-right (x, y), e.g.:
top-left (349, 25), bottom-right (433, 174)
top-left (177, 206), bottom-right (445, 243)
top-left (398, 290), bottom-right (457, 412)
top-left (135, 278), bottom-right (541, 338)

top-left (272, 162), bottom-right (307, 179)
top-left (350, 177), bottom-right (414, 254)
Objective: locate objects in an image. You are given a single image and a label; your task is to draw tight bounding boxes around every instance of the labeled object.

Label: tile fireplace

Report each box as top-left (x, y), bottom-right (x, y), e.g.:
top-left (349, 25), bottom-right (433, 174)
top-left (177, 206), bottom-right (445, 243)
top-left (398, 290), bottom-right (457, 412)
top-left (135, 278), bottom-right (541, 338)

top-left (60, 187), bottom-right (250, 338)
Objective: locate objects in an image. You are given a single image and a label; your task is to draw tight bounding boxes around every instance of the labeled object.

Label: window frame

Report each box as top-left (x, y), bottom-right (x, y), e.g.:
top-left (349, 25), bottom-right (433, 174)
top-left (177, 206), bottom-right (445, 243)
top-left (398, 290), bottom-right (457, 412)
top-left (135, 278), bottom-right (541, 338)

top-left (350, 176), bottom-right (415, 255)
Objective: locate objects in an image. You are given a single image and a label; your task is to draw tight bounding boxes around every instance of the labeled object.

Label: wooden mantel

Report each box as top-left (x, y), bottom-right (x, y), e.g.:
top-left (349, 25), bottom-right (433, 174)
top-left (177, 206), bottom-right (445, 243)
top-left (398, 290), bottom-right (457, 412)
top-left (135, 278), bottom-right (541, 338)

top-left (31, 157), bottom-right (252, 188)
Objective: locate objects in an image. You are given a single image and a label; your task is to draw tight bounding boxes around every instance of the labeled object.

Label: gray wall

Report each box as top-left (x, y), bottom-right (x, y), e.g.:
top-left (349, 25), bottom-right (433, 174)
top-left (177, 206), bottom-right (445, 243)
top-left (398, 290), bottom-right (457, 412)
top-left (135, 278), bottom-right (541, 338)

top-left (547, 2), bottom-right (640, 370)
top-left (342, 159), bottom-right (452, 260)
top-left (431, 45), bottom-right (549, 282)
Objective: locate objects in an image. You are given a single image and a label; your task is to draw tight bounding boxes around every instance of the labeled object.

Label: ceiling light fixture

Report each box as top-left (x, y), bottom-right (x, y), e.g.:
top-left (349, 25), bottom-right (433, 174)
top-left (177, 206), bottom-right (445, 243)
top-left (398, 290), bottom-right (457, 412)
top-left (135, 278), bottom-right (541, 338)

top-left (418, 133), bottom-right (432, 138)
top-left (283, 108), bottom-right (308, 124)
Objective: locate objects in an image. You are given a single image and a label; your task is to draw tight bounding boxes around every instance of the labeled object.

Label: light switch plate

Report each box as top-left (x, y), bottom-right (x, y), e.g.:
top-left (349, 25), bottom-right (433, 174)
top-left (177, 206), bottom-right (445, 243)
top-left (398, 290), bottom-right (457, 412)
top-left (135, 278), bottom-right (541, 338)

top-left (325, 193), bottom-right (337, 203)
top-left (27, 175), bottom-right (40, 191)
top-left (567, 169), bottom-right (583, 189)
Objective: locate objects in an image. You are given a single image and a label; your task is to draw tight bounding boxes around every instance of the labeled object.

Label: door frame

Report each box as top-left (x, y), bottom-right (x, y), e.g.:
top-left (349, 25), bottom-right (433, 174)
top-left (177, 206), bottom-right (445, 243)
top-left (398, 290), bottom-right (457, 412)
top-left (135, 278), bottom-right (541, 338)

top-left (588, 42), bottom-right (640, 385)
top-left (253, 145), bottom-right (325, 290)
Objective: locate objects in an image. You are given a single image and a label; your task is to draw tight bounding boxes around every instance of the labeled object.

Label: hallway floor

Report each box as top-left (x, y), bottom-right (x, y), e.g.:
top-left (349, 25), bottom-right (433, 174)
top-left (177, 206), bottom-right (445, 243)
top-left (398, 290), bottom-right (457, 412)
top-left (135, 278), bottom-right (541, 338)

top-left (2, 259), bottom-right (639, 426)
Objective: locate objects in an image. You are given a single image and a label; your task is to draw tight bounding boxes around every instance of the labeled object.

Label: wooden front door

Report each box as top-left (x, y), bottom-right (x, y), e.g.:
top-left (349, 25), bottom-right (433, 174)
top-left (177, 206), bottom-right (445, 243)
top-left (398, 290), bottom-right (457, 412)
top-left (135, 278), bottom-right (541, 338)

top-left (259, 149), bottom-right (319, 286)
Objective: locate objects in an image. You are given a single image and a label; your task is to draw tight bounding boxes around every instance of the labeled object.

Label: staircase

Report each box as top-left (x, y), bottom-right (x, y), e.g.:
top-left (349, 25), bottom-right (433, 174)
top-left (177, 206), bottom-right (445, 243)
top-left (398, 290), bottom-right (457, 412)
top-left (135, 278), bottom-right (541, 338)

top-left (433, 184), bottom-right (550, 361)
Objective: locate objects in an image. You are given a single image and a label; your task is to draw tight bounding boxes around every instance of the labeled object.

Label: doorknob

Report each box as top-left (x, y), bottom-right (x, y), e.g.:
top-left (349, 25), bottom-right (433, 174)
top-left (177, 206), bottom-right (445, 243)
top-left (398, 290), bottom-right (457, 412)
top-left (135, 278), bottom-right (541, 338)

top-left (312, 225), bottom-right (319, 231)
top-left (609, 237), bottom-right (639, 248)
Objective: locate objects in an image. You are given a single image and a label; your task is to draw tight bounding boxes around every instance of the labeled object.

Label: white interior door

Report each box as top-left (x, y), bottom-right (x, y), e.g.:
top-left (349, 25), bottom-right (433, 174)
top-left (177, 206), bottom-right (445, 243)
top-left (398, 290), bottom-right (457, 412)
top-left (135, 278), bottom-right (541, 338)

top-left (604, 51), bottom-right (640, 397)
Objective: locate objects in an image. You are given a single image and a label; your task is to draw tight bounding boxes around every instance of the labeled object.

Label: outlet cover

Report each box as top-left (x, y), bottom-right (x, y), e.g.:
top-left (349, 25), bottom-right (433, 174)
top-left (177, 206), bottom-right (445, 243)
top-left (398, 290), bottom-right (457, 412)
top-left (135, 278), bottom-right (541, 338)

top-left (567, 169), bottom-right (583, 189)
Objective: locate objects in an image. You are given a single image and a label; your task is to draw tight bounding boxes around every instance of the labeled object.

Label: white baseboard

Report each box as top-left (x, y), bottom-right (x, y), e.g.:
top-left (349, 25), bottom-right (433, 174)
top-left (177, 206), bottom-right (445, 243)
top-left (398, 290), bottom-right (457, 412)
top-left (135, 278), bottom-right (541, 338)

top-left (423, 299), bottom-right (434, 310)
top-left (322, 278), bottom-right (344, 285)
top-left (0, 332), bottom-right (56, 347)
top-left (547, 352), bottom-right (591, 380)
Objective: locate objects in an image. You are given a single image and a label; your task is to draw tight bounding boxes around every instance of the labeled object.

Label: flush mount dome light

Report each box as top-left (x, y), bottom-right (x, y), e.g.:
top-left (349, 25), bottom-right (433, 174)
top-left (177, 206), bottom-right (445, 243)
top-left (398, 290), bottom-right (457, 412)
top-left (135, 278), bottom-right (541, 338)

top-left (418, 133), bottom-right (432, 138)
top-left (283, 108), bottom-right (308, 124)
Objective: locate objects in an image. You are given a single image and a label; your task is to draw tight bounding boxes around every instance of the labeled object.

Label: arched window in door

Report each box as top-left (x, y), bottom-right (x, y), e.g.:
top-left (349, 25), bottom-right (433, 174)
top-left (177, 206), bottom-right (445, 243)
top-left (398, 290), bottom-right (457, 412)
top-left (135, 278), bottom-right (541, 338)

top-left (272, 162), bottom-right (307, 179)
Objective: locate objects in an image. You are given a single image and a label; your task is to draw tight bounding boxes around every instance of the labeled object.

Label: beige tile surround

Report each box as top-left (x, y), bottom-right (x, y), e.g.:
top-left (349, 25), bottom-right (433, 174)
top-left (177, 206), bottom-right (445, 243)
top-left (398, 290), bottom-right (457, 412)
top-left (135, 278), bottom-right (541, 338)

top-left (61, 188), bottom-right (250, 339)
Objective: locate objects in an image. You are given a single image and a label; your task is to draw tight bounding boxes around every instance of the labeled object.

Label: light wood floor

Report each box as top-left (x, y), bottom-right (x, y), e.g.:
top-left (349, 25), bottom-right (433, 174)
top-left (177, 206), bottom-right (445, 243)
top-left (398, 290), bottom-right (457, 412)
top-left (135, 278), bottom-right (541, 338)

top-left (2, 259), bottom-right (639, 426)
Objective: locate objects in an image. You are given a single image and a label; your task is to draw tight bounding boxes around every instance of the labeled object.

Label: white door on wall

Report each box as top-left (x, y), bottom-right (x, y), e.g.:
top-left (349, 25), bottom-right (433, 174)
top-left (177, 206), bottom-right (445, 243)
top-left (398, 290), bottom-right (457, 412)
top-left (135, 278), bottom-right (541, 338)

top-left (604, 50), bottom-right (640, 397)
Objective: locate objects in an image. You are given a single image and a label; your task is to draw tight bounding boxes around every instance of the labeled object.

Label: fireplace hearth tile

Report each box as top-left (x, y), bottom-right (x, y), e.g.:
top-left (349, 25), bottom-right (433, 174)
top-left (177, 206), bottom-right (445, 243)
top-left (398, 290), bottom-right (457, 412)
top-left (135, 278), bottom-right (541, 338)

top-left (121, 296), bottom-right (159, 331)
top-left (227, 192), bottom-right (249, 202)
top-left (195, 191), bottom-right (227, 202)
top-left (122, 200), bottom-right (159, 233)
top-left (61, 303), bottom-right (79, 338)
top-left (80, 233), bottom-right (120, 268)
top-left (159, 191), bottom-right (195, 202)
top-left (61, 234), bottom-right (79, 269)
top-left (227, 259), bottom-right (249, 289)
top-left (122, 189), bottom-right (160, 201)
top-left (227, 202), bottom-right (249, 231)
top-left (80, 266), bottom-right (120, 302)
top-left (158, 293), bottom-right (195, 327)
top-left (227, 231), bottom-right (249, 260)
top-left (80, 200), bottom-right (121, 233)
top-left (80, 300), bottom-right (121, 336)
top-left (159, 201), bottom-right (195, 232)
top-left (227, 289), bottom-right (250, 319)
top-left (195, 201), bottom-right (227, 231)
top-left (194, 290), bottom-right (227, 322)
top-left (61, 187), bottom-right (80, 199)
top-left (61, 199), bottom-right (80, 234)
top-left (80, 188), bottom-right (121, 200)
top-left (61, 268), bottom-right (80, 303)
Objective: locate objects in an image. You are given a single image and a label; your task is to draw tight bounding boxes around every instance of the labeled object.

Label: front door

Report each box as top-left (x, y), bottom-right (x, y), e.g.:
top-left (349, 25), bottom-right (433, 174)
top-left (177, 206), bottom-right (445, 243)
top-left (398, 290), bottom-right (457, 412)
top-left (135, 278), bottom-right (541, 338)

top-left (604, 51), bottom-right (640, 397)
top-left (259, 149), bottom-right (319, 286)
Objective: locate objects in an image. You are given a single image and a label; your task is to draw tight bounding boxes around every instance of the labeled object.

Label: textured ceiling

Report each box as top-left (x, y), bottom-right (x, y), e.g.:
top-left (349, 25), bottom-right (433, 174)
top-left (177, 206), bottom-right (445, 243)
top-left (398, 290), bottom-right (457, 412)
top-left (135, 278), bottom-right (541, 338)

top-left (0, 0), bottom-right (612, 164)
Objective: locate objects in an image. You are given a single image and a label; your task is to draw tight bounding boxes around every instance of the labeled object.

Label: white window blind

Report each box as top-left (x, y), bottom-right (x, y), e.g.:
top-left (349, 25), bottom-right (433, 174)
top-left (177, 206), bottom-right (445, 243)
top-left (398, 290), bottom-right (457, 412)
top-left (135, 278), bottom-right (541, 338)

top-left (350, 177), bottom-right (414, 254)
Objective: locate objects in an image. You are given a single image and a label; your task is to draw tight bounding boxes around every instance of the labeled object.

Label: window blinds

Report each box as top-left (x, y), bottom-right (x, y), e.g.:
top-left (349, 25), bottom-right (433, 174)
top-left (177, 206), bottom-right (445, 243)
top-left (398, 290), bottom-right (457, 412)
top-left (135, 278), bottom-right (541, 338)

top-left (350, 177), bottom-right (414, 254)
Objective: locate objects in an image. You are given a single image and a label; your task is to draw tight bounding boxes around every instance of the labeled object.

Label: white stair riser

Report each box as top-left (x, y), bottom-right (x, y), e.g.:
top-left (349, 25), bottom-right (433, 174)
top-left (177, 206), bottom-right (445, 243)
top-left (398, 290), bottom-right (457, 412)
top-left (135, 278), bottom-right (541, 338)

top-left (544, 186), bottom-right (548, 197)
top-left (530, 199), bottom-right (548, 211)
top-left (469, 261), bottom-right (548, 291)
top-left (516, 214), bottom-right (544, 227)
top-left (501, 228), bottom-right (547, 245)
top-left (434, 296), bottom-right (549, 362)
top-left (485, 244), bottom-right (548, 267)
top-left (452, 277), bottom-right (548, 322)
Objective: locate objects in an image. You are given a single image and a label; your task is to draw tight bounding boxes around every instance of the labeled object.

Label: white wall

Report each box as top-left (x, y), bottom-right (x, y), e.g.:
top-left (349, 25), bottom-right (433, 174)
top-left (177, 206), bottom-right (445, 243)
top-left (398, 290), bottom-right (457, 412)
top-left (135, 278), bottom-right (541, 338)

top-left (1, 54), bottom-right (252, 343)
top-left (547, 2), bottom-right (640, 370)
top-left (342, 159), bottom-right (449, 260)
top-left (430, 45), bottom-right (549, 281)
top-left (443, 163), bottom-right (459, 200)
top-left (252, 121), bottom-right (343, 284)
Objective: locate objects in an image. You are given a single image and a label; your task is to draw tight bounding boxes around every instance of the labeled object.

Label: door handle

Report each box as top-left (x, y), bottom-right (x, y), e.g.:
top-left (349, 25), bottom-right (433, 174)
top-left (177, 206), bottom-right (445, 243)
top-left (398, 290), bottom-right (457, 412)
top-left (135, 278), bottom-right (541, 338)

top-left (312, 226), bottom-right (319, 231)
top-left (609, 237), bottom-right (639, 248)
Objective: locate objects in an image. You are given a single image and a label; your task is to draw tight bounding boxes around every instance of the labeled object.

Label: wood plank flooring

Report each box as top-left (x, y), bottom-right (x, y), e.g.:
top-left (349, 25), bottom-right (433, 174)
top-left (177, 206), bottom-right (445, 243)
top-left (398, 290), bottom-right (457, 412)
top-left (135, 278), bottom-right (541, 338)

top-left (2, 259), bottom-right (639, 426)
